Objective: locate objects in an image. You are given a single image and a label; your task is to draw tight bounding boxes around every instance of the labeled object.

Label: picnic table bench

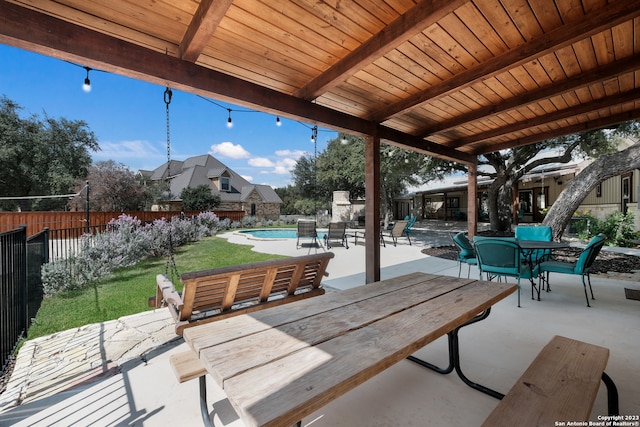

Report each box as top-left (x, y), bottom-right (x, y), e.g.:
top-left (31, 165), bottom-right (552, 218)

top-left (167, 275), bottom-right (619, 427)
top-left (150, 252), bottom-right (334, 335)
top-left (482, 335), bottom-right (618, 426)
top-left (175, 272), bottom-right (517, 426)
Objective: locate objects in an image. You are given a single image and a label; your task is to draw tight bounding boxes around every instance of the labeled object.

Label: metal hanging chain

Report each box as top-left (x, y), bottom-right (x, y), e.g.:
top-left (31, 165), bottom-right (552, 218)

top-left (164, 87), bottom-right (180, 280)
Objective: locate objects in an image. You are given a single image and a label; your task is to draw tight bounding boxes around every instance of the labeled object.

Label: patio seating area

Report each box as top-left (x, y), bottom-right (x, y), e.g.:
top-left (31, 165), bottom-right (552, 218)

top-left (0, 221), bottom-right (638, 426)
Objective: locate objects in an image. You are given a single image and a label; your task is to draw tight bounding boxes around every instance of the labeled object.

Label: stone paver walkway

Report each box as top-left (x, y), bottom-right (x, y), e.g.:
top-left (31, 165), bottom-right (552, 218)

top-left (0, 309), bottom-right (177, 413)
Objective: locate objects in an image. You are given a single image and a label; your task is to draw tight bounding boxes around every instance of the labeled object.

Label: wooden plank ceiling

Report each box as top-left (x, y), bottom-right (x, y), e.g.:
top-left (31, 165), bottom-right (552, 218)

top-left (1, 0), bottom-right (639, 165)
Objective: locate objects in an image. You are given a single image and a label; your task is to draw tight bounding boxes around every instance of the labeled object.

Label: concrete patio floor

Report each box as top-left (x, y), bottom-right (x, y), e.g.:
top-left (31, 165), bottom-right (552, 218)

top-left (0, 222), bottom-right (638, 426)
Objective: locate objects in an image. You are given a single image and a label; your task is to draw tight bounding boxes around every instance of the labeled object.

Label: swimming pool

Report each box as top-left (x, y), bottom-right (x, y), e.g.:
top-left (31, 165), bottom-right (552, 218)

top-left (239, 229), bottom-right (326, 240)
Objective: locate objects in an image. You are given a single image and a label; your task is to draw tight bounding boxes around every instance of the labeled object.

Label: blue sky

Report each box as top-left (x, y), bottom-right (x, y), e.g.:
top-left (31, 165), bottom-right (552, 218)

top-left (0, 44), bottom-right (337, 188)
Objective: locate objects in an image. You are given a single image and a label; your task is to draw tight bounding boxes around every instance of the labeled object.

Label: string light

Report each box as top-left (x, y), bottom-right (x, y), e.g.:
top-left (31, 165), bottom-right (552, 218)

top-left (196, 96), bottom-right (336, 144)
top-left (82, 67), bottom-right (92, 93)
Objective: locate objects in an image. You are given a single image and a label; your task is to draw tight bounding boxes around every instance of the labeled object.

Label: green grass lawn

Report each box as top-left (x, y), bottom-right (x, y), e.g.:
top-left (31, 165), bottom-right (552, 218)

top-left (27, 236), bottom-right (285, 340)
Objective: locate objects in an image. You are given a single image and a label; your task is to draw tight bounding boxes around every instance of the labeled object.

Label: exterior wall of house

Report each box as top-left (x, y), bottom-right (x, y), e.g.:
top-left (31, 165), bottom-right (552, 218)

top-left (400, 165), bottom-right (640, 231)
top-left (418, 190), bottom-right (471, 220)
top-left (218, 199), bottom-right (280, 221)
top-left (218, 201), bottom-right (242, 212)
top-left (576, 169), bottom-right (640, 230)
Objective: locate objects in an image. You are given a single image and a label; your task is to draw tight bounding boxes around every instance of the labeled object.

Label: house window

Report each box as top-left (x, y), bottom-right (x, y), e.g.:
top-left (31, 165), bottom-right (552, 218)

top-left (251, 203), bottom-right (256, 216)
top-left (518, 191), bottom-right (533, 214)
top-left (622, 175), bottom-right (631, 201)
top-left (220, 177), bottom-right (230, 192)
top-left (596, 183), bottom-right (602, 198)
top-left (446, 197), bottom-right (459, 209)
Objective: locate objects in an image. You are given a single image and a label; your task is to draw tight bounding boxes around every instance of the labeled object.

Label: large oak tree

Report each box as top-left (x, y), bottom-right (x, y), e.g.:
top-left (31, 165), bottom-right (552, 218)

top-left (0, 96), bottom-right (98, 211)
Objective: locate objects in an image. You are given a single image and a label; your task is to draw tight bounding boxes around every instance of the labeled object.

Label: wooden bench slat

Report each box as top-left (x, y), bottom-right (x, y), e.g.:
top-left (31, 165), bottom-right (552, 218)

top-left (169, 351), bottom-right (207, 383)
top-left (482, 335), bottom-right (610, 427)
top-left (259, 267), bottom-right (278, 301)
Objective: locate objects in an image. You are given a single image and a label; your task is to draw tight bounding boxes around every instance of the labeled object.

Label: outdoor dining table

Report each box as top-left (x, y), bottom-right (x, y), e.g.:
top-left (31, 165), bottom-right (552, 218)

top-left (182, 272), bottom-right (516, 427)
top-left (517, 239), bottom-right (571, 252)
top-left (517, 239), bottom-right (572, 294)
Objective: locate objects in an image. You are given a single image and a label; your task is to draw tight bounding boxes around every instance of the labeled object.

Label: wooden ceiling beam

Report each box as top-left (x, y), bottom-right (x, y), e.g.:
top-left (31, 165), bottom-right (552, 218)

top-left (448, 88), bottom-right (640, 148)
top-left (179, 0), bottom-right (232, 62)
top-left (377, 127), bottom-right (475, 165)
top-left (370, 0), bottom-right (640, 122)
top-left (472, 109), bottom-right (640, 155)
top-left (0, 2), bottom-right (370, 135)
top-left (418, 55), bottom-right (640, 138)
top-left (0, 0), bottom-right (474, 165)
top-left (294, 0), bottom-right (467, 100)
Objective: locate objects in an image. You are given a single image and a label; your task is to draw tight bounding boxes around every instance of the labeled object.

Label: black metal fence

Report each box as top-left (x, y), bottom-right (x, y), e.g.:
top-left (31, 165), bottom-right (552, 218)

top-left (0, 216), bottom-right (196, 373)
top-left (27, 229), bottom-right (49, 326)
top-left (0, 226), bottom-right (49, 372)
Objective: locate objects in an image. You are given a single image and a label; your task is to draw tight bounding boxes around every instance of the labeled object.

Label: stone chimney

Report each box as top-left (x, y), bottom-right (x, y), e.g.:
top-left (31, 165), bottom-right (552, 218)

top-left (332, 191), bottom-right (351, 222)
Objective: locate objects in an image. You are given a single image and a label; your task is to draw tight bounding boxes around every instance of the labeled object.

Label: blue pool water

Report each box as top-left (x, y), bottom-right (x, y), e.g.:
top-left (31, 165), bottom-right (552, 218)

top-left (240, 229), bottom-right (326, 239)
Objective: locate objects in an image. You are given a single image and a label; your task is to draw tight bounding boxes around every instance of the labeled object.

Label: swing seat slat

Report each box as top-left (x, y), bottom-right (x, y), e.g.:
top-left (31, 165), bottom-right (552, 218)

top-left (152, 252), bottom-right (334, 335)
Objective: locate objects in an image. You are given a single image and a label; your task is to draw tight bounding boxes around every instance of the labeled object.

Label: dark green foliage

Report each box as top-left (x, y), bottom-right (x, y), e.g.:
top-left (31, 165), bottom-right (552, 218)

top-left (0, 96), bottom-right (98, 211)
top-left (575, 211), bottom-right (639, 247)
top-left (180, 184), bottom-right (221, 211)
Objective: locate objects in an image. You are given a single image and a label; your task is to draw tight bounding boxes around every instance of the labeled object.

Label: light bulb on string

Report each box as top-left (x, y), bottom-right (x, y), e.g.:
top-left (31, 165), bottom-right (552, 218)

top-left (82, 67), bottom-right (92, 93)
top-left (226, 109), bottom-right (233, 128)
top-left (276, 116), bottom-right (282, 127)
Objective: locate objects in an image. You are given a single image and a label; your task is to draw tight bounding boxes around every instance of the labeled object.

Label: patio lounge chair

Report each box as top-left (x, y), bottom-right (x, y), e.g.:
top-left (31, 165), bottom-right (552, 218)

top-left (473, 237), bottom-right (539, 307)
top-left (296, 220), bottom-right (320, 248)
top-left (324, 221), bottom-right (349, 249)
top-left (451, 232), bottom-right (477, 278)
top-left (383, 220), bottom-right (410, 246)
top-left (404, 216), bottom-right (417, 240)
top-left (538, 234), bottom-right (606, 307)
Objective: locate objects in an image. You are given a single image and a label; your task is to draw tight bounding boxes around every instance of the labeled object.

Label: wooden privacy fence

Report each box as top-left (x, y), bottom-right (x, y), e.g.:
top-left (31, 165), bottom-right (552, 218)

top-left (0, 210), bottom-right (245, 236)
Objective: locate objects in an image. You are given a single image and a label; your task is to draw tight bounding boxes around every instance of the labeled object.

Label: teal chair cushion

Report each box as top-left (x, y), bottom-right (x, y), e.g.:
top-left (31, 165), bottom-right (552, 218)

top-left (574, 234), bottom-right (606, 273)
top-left (515, 226), bottom-right (552, 263)
top-left (453, 232), bottom-right (475, 259)
top-left (515, 226), bottom-right (552, 241)
top-left (538, 260), bottom-right (575, 274)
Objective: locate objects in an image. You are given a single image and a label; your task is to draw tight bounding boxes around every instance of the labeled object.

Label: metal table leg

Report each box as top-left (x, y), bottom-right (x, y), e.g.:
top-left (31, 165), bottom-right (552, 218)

top-left (407, 309), bottom-right (505, 400)
top-left (199, 376), bottom-right (214, 427)
top-left (602, 372), bottom-right (619, 416)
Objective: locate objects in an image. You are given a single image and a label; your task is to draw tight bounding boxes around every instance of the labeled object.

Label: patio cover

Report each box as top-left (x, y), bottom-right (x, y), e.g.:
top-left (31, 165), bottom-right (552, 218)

top-left (1, 0), bottom-right (639, 282)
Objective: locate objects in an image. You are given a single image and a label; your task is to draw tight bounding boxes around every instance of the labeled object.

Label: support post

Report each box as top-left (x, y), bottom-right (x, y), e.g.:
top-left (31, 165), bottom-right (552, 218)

top-left (365, 133), bottom-right (381, 283)
top-left (467, 160), bottom-right (478, 239)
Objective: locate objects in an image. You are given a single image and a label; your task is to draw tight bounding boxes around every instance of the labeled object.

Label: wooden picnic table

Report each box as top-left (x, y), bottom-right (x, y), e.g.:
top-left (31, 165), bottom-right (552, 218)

top-left (183, 272), bottom-right (517, 427)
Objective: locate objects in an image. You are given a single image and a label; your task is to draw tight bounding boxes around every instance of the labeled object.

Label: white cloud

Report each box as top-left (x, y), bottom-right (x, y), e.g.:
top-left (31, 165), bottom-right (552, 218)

top-left (273, 165), bottom-right (292, 174)
top-left (248, 157), bottom-right (275, 167)
top-left (210, 141), bottom-right (250, 159)
top-left (275, 149), bottom-right (307, 159)
top-left (279, 158), bottom-right (298, 168)
top-left (240, 147), bottom-right (306, 187)
top-left (241, 175), bottom-right (253, 181)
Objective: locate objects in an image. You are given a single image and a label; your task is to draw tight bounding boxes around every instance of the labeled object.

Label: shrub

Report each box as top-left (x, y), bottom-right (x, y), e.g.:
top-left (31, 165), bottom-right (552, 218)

top-left (241, 215), bottom-right (258, 228)
top-left (576, 211), bottom-right (639, 247)
top-left (41, 212), bottom-right (222, 295)
top-left (217, 217), bottom-right (232, 230)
